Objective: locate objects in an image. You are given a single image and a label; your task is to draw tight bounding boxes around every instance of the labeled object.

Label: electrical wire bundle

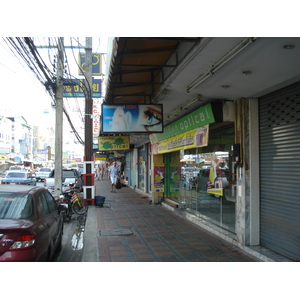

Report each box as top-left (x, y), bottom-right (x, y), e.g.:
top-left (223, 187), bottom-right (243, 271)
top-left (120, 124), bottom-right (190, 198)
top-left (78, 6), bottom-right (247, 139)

top-left (2, 37), bottom-right (89, 145)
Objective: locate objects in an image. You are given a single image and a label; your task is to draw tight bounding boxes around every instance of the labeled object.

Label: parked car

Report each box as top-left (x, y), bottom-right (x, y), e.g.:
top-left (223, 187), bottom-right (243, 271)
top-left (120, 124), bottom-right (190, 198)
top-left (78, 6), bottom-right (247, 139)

top-left (0, 185), bottom-right (64, 261)
top-left (9, 166), bottom-right (27, 171)
top-left (35, 167), bottom-right (52, 182)
top-left (195, 167), bottom-right (229, 191)
top-left (77, 167), bottom-right (84, 175)
top-left (1, 171), bottom-right (36, 186)
top-left (44, 168), bottom-right (82, 193)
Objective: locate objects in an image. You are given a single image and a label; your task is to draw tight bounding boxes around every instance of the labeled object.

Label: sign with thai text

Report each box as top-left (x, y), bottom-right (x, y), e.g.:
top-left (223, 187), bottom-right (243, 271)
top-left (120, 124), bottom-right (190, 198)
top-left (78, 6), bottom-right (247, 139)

top-left (151, 125), bottom-right (209, 154)
top-left (63, 78), bottom-right (102, 98)
top-left (93, 100), bottom-right (101, 138)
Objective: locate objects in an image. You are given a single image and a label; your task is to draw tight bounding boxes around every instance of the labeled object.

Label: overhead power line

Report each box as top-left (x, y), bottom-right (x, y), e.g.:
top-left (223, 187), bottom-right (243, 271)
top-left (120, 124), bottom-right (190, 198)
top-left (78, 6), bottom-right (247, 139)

top-left (2, 37), bottom-right (86, 145)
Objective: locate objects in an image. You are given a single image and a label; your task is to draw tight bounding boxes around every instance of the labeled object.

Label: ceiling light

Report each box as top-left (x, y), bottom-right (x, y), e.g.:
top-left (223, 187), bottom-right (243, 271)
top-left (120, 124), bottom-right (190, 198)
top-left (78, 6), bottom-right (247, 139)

top-left (186, 37), bottom-right (257, 93)
top-left (242, 70), bottom-right (252, 75)
top-left (283, 44), bottom-right (295, 50)
top-left (222, 85), bottom-right (230, 89)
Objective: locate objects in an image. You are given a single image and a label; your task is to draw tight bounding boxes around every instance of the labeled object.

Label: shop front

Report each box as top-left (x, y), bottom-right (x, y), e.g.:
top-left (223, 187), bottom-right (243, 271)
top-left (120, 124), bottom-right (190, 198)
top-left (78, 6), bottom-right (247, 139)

top-left (150, 101), bottom-right (237, 233)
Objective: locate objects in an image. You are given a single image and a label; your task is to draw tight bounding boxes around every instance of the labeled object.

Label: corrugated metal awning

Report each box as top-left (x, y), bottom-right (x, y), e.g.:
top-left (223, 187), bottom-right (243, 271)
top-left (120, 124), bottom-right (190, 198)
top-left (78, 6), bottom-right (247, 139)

top-left (104, 37), bottom-right (198, 104)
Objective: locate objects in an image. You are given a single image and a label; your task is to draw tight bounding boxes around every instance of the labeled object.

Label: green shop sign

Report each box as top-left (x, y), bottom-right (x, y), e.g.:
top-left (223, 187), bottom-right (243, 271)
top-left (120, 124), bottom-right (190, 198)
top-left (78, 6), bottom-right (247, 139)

top-left (150, 103), bottom-right (215, 143)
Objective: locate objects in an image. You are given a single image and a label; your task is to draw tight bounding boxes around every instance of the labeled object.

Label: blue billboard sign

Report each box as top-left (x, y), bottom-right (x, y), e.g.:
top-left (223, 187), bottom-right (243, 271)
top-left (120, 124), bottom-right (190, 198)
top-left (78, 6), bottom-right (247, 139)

top-left (63, 78), bottom-right (102, 98)
top-left (101, 104), bottom-right (163, 133)
top-left (78, 53), bottom-right (102, 75)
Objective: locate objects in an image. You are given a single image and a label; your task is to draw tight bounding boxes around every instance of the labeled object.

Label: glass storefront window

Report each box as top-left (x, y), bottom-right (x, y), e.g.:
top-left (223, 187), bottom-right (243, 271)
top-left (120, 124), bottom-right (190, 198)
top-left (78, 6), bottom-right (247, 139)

top-left (166, 125), bottom-right (236, 233)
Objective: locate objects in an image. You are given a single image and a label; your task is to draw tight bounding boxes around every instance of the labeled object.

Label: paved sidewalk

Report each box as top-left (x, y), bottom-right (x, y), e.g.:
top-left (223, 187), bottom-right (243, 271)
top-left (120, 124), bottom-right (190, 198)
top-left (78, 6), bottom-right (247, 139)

top-left (83, 177), bottom-right (261, 262)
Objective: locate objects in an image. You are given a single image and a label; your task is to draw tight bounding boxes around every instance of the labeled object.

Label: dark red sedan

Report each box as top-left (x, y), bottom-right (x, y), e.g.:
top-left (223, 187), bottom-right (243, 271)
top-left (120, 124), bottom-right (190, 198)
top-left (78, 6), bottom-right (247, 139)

top-left (0, 185), bottom-right (63, 262)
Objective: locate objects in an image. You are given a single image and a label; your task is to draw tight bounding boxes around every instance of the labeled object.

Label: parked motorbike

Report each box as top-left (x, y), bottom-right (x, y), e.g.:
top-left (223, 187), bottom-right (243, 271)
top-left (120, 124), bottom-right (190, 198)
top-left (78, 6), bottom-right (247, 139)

top-left (57, 184), bottom-right (76, 222)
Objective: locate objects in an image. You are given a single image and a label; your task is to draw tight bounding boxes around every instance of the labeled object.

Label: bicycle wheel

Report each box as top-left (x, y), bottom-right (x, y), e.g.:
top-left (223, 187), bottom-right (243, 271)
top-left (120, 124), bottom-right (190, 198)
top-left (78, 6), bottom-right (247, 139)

top-left (72, 199), bottom-right (89, 215)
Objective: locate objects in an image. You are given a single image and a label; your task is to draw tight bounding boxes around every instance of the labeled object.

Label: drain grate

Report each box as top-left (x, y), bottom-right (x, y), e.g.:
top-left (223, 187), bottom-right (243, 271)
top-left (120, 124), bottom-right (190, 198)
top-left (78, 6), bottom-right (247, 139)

top-left (99, 228), bottom-right (135, 237)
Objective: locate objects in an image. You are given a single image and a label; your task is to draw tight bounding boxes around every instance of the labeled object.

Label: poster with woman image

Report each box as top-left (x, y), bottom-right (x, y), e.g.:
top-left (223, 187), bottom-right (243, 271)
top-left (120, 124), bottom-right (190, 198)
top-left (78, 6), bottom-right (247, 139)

top-left (154, 164), bottom-right (164, 192)
top-left (102, 104), bottom-right (163, 133)
top-left (170, 164), bottom-right (181, 193)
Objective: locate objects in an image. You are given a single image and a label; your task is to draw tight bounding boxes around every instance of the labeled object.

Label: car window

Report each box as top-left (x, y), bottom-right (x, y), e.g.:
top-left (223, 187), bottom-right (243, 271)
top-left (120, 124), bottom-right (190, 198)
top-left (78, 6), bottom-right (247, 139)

top-left (40, 168), bottom-right (51, 172)
top-left (44, 191), bottom-right (56, 213)
top-left (62, 170), bottom-right (76, 177)
top-left (0, 193), bottom-right (33, 219)
top-left (9, 166), bottom-right (24, 170)
top-left (7, 172), bottom-right (26, 178)
top-left (38, 193), bottom-right (50, 218)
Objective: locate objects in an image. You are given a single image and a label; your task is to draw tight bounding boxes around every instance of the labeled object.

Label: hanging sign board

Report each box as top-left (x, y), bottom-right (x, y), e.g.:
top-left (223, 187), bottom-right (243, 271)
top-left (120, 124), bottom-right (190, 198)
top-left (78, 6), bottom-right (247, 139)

top-left (151, 125), bottom-right (209, 155)
top-left (150, 103), bottom-right (214, 143)
top-left (102, 104), bottom-right (163, 133)
top-left (98, 136), bottom-right (130, 151)
top-left (63, 78), bottom-right (102, 98)
top-left (93, 100), bottom-right (101, 138)
top-left (78, 53), bottom-right (102, 75)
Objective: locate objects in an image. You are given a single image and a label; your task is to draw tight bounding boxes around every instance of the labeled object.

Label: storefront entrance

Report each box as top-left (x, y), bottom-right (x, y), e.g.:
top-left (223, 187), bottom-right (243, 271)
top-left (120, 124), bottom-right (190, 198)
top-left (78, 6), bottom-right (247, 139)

top-left (164, 124), bottom-right (236, 233)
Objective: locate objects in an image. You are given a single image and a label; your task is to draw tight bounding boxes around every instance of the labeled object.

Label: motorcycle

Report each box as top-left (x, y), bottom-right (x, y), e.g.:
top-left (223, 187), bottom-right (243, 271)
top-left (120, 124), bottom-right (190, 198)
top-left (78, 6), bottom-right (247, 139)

top-left (57, 184), bottom-right (76, 222)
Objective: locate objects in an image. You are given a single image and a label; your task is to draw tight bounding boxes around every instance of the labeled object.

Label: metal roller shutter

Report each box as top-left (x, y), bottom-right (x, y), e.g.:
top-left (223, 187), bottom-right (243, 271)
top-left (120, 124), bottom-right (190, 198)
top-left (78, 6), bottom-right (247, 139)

top-left (259, 82), bottom-right (300, 261)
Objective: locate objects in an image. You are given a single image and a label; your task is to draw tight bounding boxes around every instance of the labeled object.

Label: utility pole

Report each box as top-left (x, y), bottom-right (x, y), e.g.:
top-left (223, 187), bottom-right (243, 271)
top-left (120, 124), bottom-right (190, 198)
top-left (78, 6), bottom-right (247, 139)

top-left (85, 37), bottom-right (93, 161)
top-left (83, 37), bottom-right (95, 204)
top-left (54, 37), bottom-right (64, 196)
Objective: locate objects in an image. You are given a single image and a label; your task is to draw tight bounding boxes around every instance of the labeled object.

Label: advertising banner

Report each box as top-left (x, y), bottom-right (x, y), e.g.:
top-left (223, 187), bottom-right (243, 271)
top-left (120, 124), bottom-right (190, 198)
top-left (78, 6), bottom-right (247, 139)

top-left (151, 124), bottom-right (209, 155)
top-left (150, 103), bottom-right (214, 142)
top-left (154, 164), bottom-right (164, 192)
top-left (102, 104), bottom-right (163, 133)
top-left (98, 135), bottom-right (130, 151)
top-left (93, 99), bottom-right (101, 138)
top-left (63, 78), bottom-right (102, 98)
top-left (170, 164), bottom-right (181, 193)
top-left (78, 53), bottom-right (102, 75)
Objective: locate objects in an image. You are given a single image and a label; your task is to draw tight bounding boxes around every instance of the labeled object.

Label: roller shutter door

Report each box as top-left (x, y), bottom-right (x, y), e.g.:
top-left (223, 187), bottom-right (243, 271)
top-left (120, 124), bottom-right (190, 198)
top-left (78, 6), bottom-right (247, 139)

top-left (259, 82), bottom-right (300, 261)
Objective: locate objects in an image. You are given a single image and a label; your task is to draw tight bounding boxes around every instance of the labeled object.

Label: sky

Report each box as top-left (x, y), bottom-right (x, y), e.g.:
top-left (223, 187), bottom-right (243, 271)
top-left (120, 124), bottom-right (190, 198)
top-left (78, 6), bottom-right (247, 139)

top-left (0, 37), bottom-right (108, 133)
top-left (0, 39), bottom-right (54, 124)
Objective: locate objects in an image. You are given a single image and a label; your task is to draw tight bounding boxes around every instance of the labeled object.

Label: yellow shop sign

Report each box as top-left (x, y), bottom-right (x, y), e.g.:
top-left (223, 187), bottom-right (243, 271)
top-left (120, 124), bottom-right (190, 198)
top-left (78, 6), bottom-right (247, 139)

top-left (98, 136), bottom-right (130, 151)
top-left (153, 125), bottom-right (209, 154)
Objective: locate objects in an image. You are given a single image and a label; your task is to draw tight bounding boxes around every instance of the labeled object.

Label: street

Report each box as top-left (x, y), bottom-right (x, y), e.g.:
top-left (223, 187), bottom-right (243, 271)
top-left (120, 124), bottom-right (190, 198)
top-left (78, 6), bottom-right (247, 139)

top-left (36, 181), bottom-right (87, 262)
top-left (50, 214), bottom-right (87, 262)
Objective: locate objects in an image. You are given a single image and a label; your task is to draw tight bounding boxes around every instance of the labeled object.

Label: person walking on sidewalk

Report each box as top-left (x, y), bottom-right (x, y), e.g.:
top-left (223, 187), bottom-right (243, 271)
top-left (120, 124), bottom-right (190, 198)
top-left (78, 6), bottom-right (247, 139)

top-left (100, 165), bottom-right (104, 180)
top-left (108, 161), bottom-right (120, 192)
top-left (96, 165), bottom-right (101, 180)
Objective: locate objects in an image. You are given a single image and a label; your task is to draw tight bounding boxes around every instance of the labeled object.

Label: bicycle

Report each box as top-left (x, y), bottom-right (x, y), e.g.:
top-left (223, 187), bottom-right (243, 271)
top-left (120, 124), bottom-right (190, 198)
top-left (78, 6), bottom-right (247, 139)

top-left (70, 190), bottom-right (89, 215)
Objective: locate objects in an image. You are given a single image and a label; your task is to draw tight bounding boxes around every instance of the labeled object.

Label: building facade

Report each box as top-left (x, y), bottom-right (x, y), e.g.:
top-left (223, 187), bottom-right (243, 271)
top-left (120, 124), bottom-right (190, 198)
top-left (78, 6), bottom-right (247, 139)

top-left (104, 37), bottom-right (300, 261)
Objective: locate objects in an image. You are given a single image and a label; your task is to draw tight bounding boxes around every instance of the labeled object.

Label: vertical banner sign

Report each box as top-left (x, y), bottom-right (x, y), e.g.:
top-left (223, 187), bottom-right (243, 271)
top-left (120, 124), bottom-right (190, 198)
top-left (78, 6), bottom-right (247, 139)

top-left (93, 99), bottom-right (101, 138)
top-left (154, 164), bottom-right (164, 192)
